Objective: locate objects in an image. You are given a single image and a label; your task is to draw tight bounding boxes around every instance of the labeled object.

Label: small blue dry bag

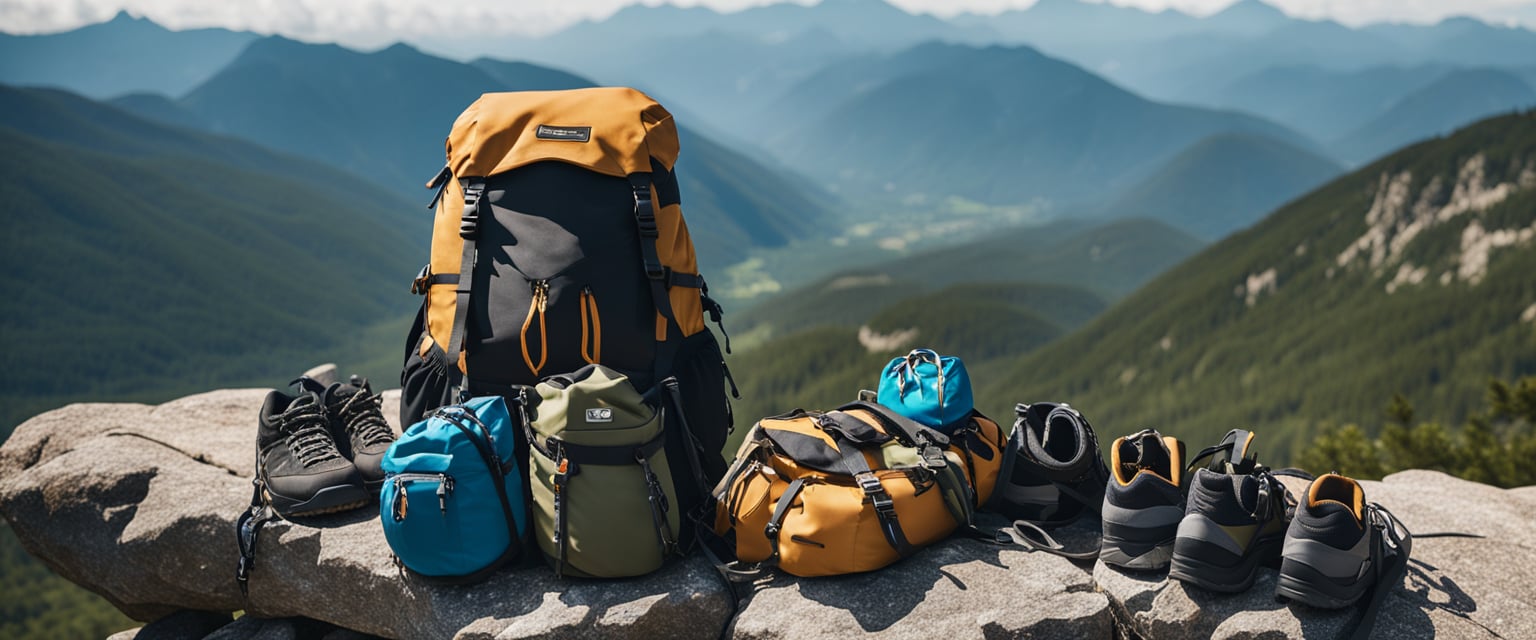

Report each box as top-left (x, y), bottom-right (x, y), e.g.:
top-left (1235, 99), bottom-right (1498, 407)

top-left (379, 395), bottom-right (528, 582)
top-left (877, 349), bottom-right (975, 435)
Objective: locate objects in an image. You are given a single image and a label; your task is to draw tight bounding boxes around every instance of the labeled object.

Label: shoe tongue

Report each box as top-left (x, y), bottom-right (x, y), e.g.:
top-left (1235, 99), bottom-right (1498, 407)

top-left (283, 392), bottom-right (325, 421)
top-left (1211, 429), bottom-right (1257, 474)
top-left (325, 381), bottom-right (362, 408)
top-left (1132, 431), bottom-right (1171, 479)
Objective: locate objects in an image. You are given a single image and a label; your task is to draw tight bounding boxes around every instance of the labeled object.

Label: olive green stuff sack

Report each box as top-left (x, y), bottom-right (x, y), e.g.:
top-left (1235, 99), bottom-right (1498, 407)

top-left (527, 364), bottom-right (682, 578)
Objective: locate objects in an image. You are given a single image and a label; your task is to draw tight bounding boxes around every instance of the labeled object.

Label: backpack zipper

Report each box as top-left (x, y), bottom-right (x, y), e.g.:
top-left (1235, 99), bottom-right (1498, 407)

top-left (580, 286), bottom-right (602, 365)
top-left (520, 279), bottom-right (550, 376)
top-left (390, 473), bottom-right (455, 520)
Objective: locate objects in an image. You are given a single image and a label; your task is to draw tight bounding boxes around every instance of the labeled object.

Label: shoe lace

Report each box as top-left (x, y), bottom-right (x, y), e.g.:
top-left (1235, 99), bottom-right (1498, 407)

top-left (339, 389), bottom-right (394, 448)
top-left (281, 403), bottom-right (343, 465)
top-left (1249, 466), bottom-right (1300, 521)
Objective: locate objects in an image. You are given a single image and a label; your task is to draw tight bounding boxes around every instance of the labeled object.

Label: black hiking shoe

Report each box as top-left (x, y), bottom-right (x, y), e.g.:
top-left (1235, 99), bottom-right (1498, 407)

top-left (297, 375), bottom-right (397, 493)
top-left (1169, 429), bottom-right (1293, 593)
top-left (1099, 428), bottom-right (1186, 570)
top-left (1276, 473), bottom-right (1409, 609)
top-left (256, 390), bottom-right (369, 517)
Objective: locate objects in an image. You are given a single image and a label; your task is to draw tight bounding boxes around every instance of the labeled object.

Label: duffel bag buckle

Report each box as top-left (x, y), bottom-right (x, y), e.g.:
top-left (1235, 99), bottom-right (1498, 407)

top-left (856, 473), bottom-right (896, 515)
top-left (919, 445), bottom-right (948, 469)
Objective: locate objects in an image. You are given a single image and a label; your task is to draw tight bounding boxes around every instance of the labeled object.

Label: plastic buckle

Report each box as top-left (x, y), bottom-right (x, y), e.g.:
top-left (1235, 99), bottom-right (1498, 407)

top-left (410, 265), bottom-right (430, 295)
top-left (637, 217), bottom-right (659, 239)
top-left (919, 445), bottom-right (948, 469)
top-left (856, 473), bottom-right (895, 513)
top-left (460, 183), bottom-right (485, 240)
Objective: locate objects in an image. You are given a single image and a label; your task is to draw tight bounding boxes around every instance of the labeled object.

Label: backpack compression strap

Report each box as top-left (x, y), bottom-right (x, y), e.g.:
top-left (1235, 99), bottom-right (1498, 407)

top-left (444, 178), bottom-right (486, 398)
top-left (628, 173), bottom-right (684, 386)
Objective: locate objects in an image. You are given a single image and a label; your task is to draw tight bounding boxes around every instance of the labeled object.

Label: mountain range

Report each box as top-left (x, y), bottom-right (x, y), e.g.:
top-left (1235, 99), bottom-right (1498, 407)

top-left (0, 83), bottom-right (423, 435)
top-left (727, 110), bottom-right (1536, 463)
top-left (10, 4), bottom-right (1536, 243)
top-left (0, 10), bottom-right (254, 99)
top-left (109, 36), bottom-right (835, 271)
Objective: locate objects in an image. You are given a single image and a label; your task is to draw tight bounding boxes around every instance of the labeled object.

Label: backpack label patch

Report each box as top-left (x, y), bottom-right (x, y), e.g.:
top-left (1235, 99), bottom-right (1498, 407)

top-left (536, 124), bottom-right (592, 142)
top-left (585, 408), bottom-right (613, 423)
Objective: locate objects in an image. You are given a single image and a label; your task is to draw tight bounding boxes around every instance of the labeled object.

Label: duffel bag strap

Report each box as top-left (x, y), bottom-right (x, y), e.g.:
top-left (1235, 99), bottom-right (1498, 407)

top-left (764, 477), bottom-right (809, 562)
top-left (990, 520), bottom-right (1099, 563)
top-left (837, 400), bottom-right (951, 456)
top-left (833, 439), bottom-right (914, 558)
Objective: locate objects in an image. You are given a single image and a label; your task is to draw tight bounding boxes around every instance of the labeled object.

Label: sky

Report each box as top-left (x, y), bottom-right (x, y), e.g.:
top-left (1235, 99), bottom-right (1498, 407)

top-left (3, 0), bottom-right (1535, 47)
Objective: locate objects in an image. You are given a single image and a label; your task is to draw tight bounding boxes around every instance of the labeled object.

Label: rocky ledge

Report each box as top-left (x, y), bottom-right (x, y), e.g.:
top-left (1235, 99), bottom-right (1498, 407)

top-left (2, 387), bottom-right (1534, 639)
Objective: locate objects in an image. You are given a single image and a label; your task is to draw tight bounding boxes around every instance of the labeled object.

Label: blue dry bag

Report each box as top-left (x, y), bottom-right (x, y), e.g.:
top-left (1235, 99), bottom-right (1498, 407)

top-left (379, 395), bottom-right (528, 582)
top-left (877, 349), bottom-right (975, 435)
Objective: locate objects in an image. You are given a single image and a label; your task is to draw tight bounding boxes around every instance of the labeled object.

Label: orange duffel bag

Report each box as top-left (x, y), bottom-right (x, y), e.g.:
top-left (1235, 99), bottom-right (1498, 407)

top-left (712, 401), bottom-right (979, 577)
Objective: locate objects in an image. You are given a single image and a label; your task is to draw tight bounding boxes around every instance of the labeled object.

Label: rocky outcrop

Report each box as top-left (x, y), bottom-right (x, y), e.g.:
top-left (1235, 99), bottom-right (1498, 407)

top-left (2, 389), bottom-right (1534, 639)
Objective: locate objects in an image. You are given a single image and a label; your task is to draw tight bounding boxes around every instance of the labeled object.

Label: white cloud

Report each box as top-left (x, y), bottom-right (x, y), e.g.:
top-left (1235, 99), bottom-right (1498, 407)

top-left (1, 0), bottom-right (1533, 45)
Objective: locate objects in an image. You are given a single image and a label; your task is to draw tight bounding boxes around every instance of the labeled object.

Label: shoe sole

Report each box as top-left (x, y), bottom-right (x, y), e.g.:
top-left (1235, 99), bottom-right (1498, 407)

top-left (1100, 535), bottom-right (1176, 570)
top-left (1168, 534), bottom-right (1282, 593)
top-left (264, 483), bottom-right (370, 518)
top-left (1275, 557), bottom-right (1370, 609)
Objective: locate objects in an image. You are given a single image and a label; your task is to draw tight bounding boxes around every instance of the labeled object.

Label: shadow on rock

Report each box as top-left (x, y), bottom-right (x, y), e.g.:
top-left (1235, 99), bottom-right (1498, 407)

top-left (729, 516), bottom-right (1113, 639)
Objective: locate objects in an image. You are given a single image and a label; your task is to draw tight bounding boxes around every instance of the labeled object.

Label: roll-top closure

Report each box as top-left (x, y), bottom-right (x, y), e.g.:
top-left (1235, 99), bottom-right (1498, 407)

top-left (447, 87), bottom-right (679, 179)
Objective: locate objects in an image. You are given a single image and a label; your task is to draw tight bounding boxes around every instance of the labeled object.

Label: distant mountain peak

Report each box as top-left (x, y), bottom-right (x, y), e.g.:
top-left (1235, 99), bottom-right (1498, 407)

top-left (1203, 0), bottom-right (1291, 35)
top-left (379, 41), bottom-right (423, 55)
top-left (108, 9), bottom-right (144, 23)
top-left (1211, 0), bottom-right (1288, 20)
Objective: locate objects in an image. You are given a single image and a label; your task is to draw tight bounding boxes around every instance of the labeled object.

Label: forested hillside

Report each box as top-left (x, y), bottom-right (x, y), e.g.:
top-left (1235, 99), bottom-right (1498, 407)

top-left (995, 111), bottom-right (1536, 461)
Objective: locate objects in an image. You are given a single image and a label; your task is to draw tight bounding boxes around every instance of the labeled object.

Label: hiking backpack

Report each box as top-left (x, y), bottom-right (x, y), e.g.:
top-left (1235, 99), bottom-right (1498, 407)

top-left (400, 87), bottom-right (733, 482)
